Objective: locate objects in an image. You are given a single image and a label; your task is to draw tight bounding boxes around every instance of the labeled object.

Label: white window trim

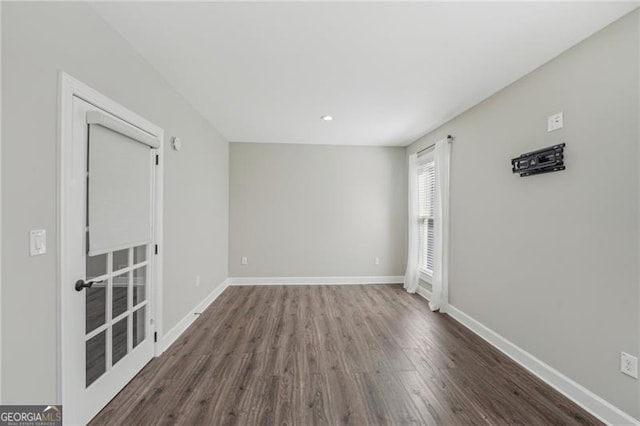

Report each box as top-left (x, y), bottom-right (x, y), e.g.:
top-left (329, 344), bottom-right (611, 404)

top-left (419, 270), bottom-right (433, 285)
top-left (0, 0), bottom-right (3, 404)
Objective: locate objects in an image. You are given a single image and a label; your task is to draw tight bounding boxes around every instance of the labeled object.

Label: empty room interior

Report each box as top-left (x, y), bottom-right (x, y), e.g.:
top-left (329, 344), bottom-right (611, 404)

top-left (2, 1), bottom-right (640, 424)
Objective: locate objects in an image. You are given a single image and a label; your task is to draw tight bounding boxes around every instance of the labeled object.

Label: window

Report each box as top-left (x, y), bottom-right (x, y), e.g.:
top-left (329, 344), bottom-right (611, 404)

top-left (417, 157), bottom-right (436, 276)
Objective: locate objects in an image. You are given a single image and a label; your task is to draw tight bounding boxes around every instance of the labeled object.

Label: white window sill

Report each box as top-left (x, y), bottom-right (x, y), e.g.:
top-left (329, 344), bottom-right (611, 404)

top-left (419, 270), bottom-right (433, 284)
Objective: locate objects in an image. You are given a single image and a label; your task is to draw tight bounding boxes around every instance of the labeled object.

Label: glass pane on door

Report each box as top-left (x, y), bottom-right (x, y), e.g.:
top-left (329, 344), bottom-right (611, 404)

top-left (112, 272), bottom-right (128, 318)
top-left (86, 253), bottom-right (107, 279)
top-left (133, 307), bottom-right (146, 348)
top-left (86, 331), bottom-right (106, 387)
top-left (133, 245), bottom-right (146, 265)
top-left (86, 284), bottom-right (106, 334)
top-left (133, 267), bottom-right (146, 306)
top-left (112, 317), bottom-right (128, 366)
top-left (86, 253), bottom-right (107, 334)
top-left (112, 248), bottom-right (129, 272)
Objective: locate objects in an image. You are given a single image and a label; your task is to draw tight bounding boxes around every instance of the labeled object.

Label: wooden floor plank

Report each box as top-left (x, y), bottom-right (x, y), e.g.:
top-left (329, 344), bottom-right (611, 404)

top-left (91, 284), bottom-right (602, 425)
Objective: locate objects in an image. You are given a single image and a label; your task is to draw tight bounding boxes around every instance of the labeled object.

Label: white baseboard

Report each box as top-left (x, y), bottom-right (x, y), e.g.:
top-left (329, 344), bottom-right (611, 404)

top-left (228, 276), bottom-right (405, 286)
top-left (446, 305), bottom-right (639, 426)
top-left (160, 278), bottom-right (229, 353)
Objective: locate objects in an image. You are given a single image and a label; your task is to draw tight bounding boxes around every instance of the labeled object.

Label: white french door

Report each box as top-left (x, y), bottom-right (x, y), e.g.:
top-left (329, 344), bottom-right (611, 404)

top-left (60, 75), bottom-right (163, 425)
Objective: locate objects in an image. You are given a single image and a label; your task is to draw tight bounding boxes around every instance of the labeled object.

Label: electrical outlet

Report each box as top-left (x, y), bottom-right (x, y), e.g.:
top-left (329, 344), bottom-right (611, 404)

top-left (547, 112), bottom-right (563, 132)
top-left (241, 257), bottom-right (248, 265)
top-left (375, 257), bottom-right (380, 265)
top-left (621, 352), bottom-right (638, 379)
top-left (196, 275), bottom-right (200, 287)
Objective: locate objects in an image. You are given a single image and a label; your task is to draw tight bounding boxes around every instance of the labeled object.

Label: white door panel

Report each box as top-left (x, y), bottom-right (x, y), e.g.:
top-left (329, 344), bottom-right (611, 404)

top-left (61, 95), bottom-right (158, 425)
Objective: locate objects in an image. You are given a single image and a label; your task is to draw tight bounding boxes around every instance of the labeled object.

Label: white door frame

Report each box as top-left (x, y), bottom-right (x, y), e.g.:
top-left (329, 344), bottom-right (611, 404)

top-left (0, 0), bottom-right (4, 405)
top-left (57, 72), bottom-right (164, 411)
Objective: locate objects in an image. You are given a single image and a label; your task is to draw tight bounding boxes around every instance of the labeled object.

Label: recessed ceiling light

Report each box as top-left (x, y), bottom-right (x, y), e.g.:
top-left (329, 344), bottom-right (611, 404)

top-left (320, 115), bottom-right (333, 121)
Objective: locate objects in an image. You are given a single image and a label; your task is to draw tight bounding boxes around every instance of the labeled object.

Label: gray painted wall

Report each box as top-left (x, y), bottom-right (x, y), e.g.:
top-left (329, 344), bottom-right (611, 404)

top-left (408, 11), bottom-right (640, 418)
top-left (229, 143), bottom-right (406, 278)
top-left (1, 2), bottom-right (229, 403)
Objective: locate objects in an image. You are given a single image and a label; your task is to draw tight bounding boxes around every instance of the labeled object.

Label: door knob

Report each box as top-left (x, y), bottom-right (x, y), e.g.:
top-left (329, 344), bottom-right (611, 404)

top-left (75, 279), bottom-right (103, 292)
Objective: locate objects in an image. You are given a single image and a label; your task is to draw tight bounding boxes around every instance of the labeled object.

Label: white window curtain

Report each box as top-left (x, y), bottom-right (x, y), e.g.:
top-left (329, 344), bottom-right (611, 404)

top-left (403, 153), bottom-right (420, 293)
top-left (429, 138), bottom-right (451, 312)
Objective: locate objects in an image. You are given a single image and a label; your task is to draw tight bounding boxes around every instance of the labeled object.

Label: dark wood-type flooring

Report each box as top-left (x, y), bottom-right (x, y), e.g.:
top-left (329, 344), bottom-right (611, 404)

top-left (91, 284), bottom-right (602, 425)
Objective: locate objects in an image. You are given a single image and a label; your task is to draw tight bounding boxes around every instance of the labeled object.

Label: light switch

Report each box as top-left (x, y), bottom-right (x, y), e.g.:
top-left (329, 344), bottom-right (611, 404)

top-left (547, 112), bottom-right (563, 132)
top-left (30, 229), bottom-right (47, 256)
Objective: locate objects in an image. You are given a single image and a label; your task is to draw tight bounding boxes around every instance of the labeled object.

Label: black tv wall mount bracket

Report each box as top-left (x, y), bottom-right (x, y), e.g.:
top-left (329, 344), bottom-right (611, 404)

top-left (511, 143), bottom-right (565, 177)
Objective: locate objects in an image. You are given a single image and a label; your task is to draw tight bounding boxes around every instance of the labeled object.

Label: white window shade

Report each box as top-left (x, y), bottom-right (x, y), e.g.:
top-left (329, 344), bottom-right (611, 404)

top-left (86, 111), bottom-right (160, 149)
top-left (88, 123), bottom-right (154, 256)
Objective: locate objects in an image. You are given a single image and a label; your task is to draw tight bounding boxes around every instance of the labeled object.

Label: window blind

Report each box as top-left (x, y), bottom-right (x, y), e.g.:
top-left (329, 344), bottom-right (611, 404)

top-left (86, 111), bottom-right (160, 149)
top-left (87, 123), bottom-right (154, 256)
top-left (417, 160), bottom-right (436, 275)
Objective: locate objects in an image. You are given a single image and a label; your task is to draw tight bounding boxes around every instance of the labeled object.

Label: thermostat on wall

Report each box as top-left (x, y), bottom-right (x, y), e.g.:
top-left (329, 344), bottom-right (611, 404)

top-left (172, 137), bottom-right (183, 151)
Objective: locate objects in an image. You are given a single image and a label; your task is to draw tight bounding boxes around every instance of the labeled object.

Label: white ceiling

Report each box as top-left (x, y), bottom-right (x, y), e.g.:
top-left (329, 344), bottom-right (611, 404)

top-left (92, 1), bottom-right (638, 147)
